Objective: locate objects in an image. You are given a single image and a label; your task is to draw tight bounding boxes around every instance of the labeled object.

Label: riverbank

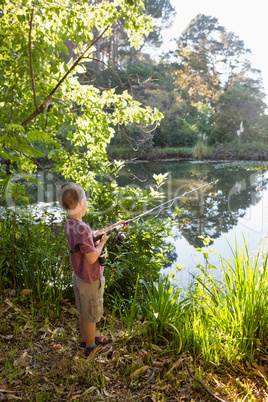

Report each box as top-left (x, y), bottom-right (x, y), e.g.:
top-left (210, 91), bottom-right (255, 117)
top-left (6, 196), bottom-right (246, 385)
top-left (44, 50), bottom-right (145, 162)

top-left (1, 293), bottom-right (268, 401)
top-left (107, 143), bottom-right (268, 162)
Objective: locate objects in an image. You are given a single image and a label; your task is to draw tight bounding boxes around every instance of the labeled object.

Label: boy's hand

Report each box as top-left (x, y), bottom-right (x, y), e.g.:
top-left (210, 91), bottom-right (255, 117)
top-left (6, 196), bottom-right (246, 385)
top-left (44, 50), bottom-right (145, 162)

top-left (116, 220), bottom-right (129, 230)
top-left (100, 232), bottom-right (109, 244)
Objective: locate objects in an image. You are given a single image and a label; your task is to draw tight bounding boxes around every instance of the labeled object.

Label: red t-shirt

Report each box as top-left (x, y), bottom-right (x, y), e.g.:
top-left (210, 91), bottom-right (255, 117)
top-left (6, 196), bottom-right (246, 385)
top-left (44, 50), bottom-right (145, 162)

top-left (64, 218), bottom-right (104, 283)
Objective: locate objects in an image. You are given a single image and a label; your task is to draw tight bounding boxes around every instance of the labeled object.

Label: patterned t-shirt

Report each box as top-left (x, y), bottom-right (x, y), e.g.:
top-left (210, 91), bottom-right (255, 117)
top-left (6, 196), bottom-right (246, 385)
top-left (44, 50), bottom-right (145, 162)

top-left (64, 218), bottom-right (104, 283)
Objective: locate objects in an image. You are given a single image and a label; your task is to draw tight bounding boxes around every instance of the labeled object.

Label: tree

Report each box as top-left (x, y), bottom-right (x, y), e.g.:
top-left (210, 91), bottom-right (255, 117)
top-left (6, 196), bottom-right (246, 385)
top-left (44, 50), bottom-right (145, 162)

top-left (173, 14), bottom-right (267, 145)
top-left (175, 47), bottom-right (222, 105)
top-left (219, 31), bottom-right (252, 87)
top-left (0, 0), bottom-right (176, 300)
top-left (177, 14), bottom-right (251, 88)
top-left (144, 0), bottom-right (176, 47)
top-left (210, 81), bottom-right (267, 144)
top-left (0, 0), bottom-right (162, 194)
top-left (82, 0), bottom-right (176, 70)
top-left (177, 14), bottom-right (224, 72)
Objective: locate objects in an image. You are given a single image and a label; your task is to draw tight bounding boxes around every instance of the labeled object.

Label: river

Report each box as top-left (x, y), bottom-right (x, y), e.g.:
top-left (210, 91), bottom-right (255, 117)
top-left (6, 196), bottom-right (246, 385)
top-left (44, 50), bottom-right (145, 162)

top-left (117, 160), bottom-right (268, 288)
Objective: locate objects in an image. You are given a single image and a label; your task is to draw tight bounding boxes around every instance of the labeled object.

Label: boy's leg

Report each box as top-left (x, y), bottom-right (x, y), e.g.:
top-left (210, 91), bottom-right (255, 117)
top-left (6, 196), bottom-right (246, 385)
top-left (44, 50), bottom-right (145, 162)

top-left (79, 314), bottom-right (86, 343)
top-left (81, 316), bottom-right (96, 348)
top-left (79, 314), bottom-right (107, 348)
top-left (76, 276), bottom-right (106, 349)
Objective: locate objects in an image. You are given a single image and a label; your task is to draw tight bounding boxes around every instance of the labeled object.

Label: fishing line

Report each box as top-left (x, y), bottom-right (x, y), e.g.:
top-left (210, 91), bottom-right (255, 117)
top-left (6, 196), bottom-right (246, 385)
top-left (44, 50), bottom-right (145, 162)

top-left (125, 179), bottom-right (219, 225)
top-left (92, 179), bottom-right (219, 242)
top-left (74, 179), bottom-right (219, 264)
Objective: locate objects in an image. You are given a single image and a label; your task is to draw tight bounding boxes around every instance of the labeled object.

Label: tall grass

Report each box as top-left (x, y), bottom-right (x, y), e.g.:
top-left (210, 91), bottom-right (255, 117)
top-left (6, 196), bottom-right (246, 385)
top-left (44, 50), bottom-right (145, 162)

top-left (0, 208), bottom-right (72, 315)
top-left (189, 241), bottom-right (268, 363)
top-left (192, 141), bottom-right (210, 159)
top-left (140, 275), bottom-right (188, 351)
top-left (117, 240), bottom-right (268, 365)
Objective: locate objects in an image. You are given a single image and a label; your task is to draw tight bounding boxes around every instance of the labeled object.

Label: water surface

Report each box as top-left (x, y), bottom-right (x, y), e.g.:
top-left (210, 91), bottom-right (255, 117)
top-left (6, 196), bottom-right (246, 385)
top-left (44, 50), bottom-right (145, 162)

top-left (117, 160), bottom-right (268, 287)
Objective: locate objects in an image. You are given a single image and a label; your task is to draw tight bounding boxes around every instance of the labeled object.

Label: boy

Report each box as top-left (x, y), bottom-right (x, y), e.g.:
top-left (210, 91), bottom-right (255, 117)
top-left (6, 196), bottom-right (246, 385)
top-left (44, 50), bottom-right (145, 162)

top-left (58, 182), bottom-right (126, 356)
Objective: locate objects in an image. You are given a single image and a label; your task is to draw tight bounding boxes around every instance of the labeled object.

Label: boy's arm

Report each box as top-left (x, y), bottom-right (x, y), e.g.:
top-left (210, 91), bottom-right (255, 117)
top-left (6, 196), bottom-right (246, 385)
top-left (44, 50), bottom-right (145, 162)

top-left (94, 220), bottom-right (128, 236)
top-left (84, 233), bottom-right (108, 264)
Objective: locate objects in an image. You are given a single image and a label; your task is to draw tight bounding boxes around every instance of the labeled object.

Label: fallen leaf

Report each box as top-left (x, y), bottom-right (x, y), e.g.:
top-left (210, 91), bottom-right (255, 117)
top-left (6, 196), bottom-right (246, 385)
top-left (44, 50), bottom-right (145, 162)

top-left (5, 299), bottom-right (22, 314)
top-left (233, 361), bottom-right (247, 375)
top-left (14, 351), bottom-right (31, 368)
top-left (52, 344), bottom-right (61, 352)
top-left (24, 322), bottom-right (33, 330)
top-left (80, 387), bottom-right (97, 397)
top-left (0, 334), bottom-right (13, 340)
top-left (167, 357), bottom-right (183, 375)
top-left (59, 358), bottom-right (69, 371)
top-left (153, 361), bottom-right (164, 368)
top-left (159, 384), bottom-right (172, 391)
top-left (68, 306), bottom-right (79, 315)
top-left (0, 379), bottom-right (8, 390)
top-left (53, 383), bottom-right (62, 393)
top-left (38, 326), bottom-right (52, 339)
top-left (103, 388), bottom-right (114, 397)
top-left (0, 305), bottom-right (11, 314)
top-left (19, 289), bottom-right (33, 296)
top-left (53, 327), bottom-right (65, 335)
top-left (150, 344), bottom-right (163, 352)
top-left (130, 365), bottom-right (150, 378)
top-left (251, 363), bottom-right (267, 379)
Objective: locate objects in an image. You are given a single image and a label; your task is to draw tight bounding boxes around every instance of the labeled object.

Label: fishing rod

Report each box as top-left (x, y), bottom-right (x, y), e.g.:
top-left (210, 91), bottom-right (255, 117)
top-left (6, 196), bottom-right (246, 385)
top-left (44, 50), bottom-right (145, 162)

top-left (93, 178), bottom-right (219, 242)
top-left (70, 179), bottom-right (218, 264)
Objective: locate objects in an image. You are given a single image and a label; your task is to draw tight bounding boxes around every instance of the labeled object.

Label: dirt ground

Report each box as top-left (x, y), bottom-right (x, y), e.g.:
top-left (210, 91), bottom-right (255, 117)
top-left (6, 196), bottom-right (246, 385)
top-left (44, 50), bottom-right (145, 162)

top-left (1, 297), bottom-right (268, 401)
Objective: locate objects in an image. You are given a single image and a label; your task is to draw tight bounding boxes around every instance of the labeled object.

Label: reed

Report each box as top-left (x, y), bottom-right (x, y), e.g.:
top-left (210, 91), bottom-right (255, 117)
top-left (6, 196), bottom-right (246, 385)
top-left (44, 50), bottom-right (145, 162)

top-left (140, 275), bottom-right (184, 350)
top-left (190, 240), bottom-right (268, 363)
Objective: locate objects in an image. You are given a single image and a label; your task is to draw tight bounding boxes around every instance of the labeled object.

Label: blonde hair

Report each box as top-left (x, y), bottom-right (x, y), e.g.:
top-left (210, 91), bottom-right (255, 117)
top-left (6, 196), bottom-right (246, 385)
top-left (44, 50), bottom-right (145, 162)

top-left (57, 182), bottom-right (85, 211)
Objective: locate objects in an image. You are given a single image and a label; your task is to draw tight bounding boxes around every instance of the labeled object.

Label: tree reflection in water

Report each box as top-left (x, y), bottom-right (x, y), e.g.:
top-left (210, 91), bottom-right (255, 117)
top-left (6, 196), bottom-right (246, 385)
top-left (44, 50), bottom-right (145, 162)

top-left (118, 160), bottom-right (268, 253)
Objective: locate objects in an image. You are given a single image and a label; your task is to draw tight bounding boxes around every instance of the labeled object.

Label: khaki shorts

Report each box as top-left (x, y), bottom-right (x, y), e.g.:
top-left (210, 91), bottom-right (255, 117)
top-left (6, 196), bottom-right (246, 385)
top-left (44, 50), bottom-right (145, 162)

top-left (72, 273), bottom-right (105, 323)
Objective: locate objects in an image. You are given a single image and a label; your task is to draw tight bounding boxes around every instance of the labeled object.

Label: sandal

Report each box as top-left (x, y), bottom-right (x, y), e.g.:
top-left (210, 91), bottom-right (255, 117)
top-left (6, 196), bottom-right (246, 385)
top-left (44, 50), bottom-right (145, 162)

top-left (84, 343), bottom-right (112, 356)
top-left (80, 335), bottom-right (107, 349)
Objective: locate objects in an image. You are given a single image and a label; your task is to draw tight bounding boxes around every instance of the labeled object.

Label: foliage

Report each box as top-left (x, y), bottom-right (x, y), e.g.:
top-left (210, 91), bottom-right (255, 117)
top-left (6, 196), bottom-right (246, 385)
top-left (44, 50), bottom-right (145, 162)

top-left (192, 140), bottom-right (210, 159)
top-left (109, 13), bottom-right (268, 151)
top-left (0, 1), bottom-right (172, 307)
top-left (189, 238), bottom-right (268, 363)
top-left (175, 47), bottom-right (222, 105)
top-left (177, 14), bottom-right (251, 89)
top-left (87, 0), bottom-right (176, 67)
top-left (0, 208), bottom-right (71, 315)
top-left (140, 274), bottom-right (184, 347)
top-left (210, 82), bottom-right (267, 144)
top-left (173, 14), bottom-right (267, 146)
top-left (107, 236), bottom-right (268, 365)
top-left (0, 0), bottom-right (163, 192)
top-left (82, 172), bottom-right (175, 297)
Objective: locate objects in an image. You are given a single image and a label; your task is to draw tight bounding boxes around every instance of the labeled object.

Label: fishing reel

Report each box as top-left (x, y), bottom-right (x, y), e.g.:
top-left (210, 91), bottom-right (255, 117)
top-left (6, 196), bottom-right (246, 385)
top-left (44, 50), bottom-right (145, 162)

top-left (98, 245), bottom-right (108, 266)
top-left (111, 232), bottom-right (131, 252)
top-left (98, 231), bottom-right (131, 266)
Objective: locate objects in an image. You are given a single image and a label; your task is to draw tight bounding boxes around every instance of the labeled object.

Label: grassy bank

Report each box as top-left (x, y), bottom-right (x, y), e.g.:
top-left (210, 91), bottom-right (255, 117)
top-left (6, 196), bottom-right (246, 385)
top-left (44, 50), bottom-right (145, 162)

top-left (1, 293), bottom-right (268, 401)
top-left (107, 142), bottom-right (268, 161)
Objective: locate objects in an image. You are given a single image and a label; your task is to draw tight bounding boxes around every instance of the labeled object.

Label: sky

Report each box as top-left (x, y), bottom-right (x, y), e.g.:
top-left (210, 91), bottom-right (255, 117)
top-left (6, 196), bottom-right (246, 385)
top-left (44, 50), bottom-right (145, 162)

top-left (159, 0), bottom-right (268, 103)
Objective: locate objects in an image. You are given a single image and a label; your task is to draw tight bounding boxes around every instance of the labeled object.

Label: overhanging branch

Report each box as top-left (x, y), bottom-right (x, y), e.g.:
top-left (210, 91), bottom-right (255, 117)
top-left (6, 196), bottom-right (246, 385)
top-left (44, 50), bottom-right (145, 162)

top-left (21, 26), bottom-right (110, 127)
